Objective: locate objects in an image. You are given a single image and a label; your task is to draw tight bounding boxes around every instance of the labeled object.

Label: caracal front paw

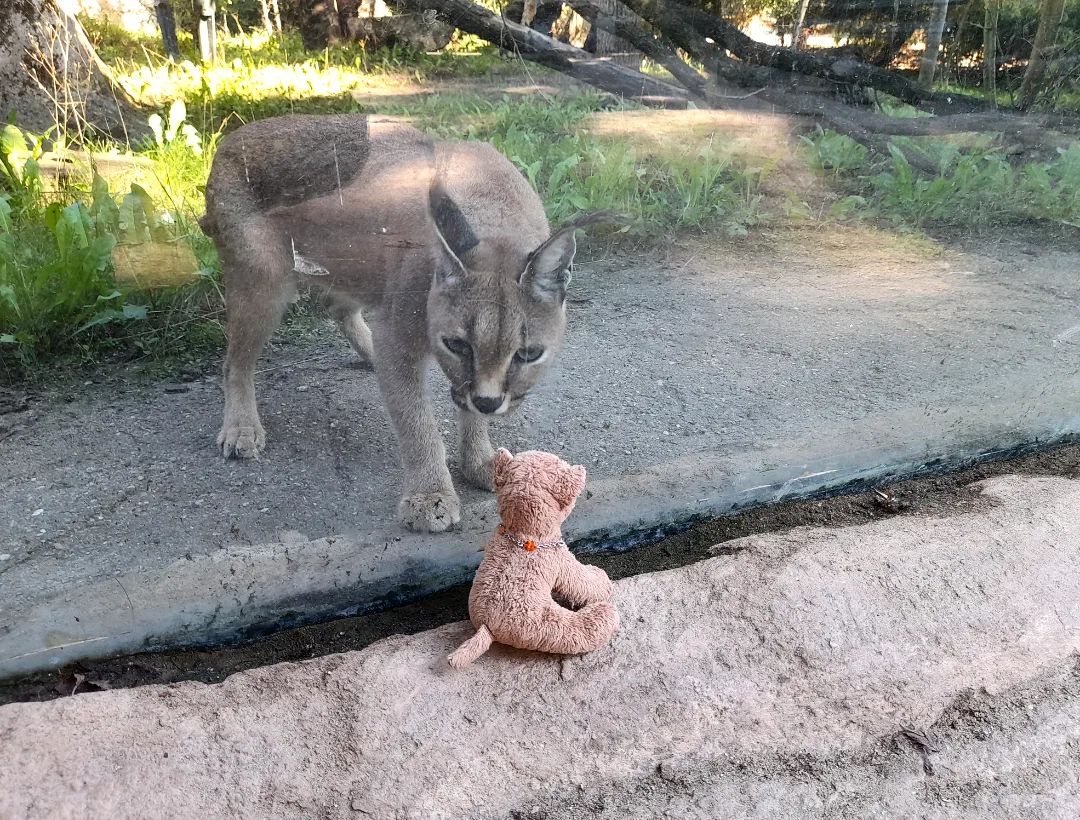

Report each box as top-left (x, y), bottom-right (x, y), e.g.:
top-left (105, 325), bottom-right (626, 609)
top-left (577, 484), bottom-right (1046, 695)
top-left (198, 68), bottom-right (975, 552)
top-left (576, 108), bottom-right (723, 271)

top-left (398, 488), bottom-right (462, 532)
top-left (460, 448), bottom-right (495, 491)
top-left (218, 419), bottom-right (266, 459)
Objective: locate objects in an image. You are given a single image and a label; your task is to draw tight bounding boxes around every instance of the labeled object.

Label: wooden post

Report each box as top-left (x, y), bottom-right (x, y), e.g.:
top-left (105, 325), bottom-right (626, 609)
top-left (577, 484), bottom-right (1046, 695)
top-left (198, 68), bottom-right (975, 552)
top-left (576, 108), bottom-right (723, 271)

top-left (197, 0), bottom-right (216, 64)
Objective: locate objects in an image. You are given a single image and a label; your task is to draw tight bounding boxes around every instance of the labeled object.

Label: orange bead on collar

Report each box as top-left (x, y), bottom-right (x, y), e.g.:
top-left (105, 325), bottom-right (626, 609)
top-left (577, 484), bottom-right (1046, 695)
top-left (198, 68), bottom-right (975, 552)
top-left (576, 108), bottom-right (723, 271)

top-left (499, 529), bottom-right (563, 553)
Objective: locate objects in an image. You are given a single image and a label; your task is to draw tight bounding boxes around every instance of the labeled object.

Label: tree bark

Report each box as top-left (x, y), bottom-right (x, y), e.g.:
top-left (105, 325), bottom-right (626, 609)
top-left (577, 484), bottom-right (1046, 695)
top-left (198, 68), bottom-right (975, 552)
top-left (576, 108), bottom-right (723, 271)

top-left (791, 0), bottom-right (811, 51)
top-left (1017, 0), bottom-right (1066, 109)
top-left (399, 0), bottom-right (1071, 176)
top-left (259, 0), bottom-right (274, 35)
top-left (918, 0), bottom-right (950, 87)
top-left (570, 0), bottom-right (709, 98)
top-left (154, 0), bottom-right (182, 61)
top-left (0, 0), bottom-right (145, 142)
top-left (789, 100), bottom-right (1076, 154)
top-left (591, 0), bottom-right (637, 66)
top-left (947, 0), bottom-right (971, 80)
top-left (982, 0), bottom-right (999, 102)
top-left (397, 0), bottom-right (689, 105)
top-left (617, 0), bottom-right (989, 114)
top-left (197, 0), bottom-right (217, 64)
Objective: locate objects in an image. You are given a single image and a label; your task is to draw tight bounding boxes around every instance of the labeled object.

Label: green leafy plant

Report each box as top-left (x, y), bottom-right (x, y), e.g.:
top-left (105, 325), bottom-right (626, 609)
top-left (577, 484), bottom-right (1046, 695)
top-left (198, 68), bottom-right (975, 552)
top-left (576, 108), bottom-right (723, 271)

top-left (801, 129), bottom-right (870, 177)
top-left (0, 122), bottom-right (219, 375)
top-left (806, 128), bottom-right (1080, 230)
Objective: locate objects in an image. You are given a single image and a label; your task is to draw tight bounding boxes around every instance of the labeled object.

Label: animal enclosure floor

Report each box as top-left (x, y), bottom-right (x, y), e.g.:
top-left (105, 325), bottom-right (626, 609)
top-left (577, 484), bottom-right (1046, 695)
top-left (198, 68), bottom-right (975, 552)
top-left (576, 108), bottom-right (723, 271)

top-left (1, 223), bottom-right (1078, 678)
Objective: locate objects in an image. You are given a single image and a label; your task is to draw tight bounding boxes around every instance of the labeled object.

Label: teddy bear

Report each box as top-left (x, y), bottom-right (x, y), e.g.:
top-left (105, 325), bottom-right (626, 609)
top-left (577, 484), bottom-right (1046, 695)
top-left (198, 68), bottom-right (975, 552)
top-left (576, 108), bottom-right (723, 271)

top-left (448, 448), bottom-right (620, 668)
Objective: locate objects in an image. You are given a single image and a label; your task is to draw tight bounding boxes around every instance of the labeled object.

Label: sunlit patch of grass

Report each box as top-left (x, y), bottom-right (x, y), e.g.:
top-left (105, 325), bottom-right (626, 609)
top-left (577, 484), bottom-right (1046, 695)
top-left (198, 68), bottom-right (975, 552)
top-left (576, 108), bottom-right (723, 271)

top-left (88, 22), bottom-right (512, 133)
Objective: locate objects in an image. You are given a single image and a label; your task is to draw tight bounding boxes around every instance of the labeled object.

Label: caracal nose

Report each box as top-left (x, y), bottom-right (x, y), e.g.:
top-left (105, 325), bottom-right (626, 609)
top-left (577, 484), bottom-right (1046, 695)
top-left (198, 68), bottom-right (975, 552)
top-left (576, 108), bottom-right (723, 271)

top-left (471, 395), bottom-right (504, 415)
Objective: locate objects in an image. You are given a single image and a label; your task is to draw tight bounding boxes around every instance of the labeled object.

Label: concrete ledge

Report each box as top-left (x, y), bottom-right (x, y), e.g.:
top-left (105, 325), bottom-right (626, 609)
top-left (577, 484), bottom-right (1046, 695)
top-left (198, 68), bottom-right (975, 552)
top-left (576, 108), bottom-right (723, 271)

top-left (3, 474), bottom-right (1079, 818)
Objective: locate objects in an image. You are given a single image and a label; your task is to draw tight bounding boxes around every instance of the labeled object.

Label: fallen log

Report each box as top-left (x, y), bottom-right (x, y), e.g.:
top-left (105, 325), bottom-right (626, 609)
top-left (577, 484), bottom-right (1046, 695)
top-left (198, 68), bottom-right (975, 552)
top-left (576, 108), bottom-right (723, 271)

top-left (618, 0), bottom-right (991, 115)
top-left (568, 0), bottom-right (709, 100)
top-left (404, 0), bottom-right (1074, 175)
top-left (396, 0), bottom-right (690, 107)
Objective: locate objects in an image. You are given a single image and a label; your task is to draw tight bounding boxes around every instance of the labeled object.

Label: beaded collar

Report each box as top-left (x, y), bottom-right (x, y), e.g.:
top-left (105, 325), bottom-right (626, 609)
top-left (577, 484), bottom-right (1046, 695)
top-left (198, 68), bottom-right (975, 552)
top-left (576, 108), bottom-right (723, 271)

top-left (496, 524), bottom-right (565, 552)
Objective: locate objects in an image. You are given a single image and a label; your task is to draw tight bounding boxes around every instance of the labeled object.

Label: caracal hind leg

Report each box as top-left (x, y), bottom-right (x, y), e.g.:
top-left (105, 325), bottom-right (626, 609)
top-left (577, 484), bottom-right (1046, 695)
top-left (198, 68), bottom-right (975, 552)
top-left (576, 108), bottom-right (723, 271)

top-left (374, 326), bottom-right (461, 532)
top-left (459, 409), bottom-right (495, 490)
top-left (219, 223), bottom-right (292, 459)
top-left (328, 297), bottom-right (375, 366)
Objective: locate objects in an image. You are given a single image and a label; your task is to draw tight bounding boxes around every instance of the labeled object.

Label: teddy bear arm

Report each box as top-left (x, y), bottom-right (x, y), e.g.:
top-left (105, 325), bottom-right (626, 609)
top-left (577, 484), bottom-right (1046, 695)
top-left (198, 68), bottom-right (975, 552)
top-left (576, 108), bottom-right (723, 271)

top-left (553, 554), bottom-right (614, 607)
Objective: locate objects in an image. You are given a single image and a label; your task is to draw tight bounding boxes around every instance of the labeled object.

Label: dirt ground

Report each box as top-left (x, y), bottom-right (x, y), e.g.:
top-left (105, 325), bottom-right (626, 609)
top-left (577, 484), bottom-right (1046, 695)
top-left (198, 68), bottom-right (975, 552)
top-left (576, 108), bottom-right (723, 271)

top-left (2, 439), bottom-right (1076, 707)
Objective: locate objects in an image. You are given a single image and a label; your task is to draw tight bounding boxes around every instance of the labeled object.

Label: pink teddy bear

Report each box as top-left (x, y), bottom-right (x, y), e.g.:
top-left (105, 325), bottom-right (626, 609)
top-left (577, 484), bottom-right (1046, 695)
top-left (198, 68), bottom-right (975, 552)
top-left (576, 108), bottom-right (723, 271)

top-left (448, 449), bottom-right (620, 668)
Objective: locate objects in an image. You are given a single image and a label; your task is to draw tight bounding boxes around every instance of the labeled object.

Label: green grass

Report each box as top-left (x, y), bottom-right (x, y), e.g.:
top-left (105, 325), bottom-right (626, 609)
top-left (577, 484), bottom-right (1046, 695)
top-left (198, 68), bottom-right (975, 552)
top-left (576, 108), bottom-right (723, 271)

top-left (803, 128), bottom-right (1080, 231)
top-left (372, 92), bottom-right (765, 237)
top-left (0, 117), bottom-right (222, 379)
top-left (933, 81), bottom-right (1080, 116)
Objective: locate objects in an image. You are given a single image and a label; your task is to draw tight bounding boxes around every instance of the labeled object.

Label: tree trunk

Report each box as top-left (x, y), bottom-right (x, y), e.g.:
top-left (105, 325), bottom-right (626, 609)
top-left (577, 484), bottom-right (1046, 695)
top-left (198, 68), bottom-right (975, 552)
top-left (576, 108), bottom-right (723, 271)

top-left (571, 0), bottom-right (708, 98)
top-left (259, 0), bottom-right (274, 34)
top-left (618, 0), bottom-right (989, 113)
top-left (154, 0), bottom-right (182, 61)
top-left (398, 0), bottom-right (687, 104)
top-left (948, 0), bottom-right (972, 82)
top-left (0, 0), bottom-right (145, 142)
top-left (983, 0), bottom-right (999, 103)
top-left (1017, 0), bottom-right (1066, 109)
top-left (197, 0), bottom-right (217, 64)
top-left (790, 0), bottom-right (811, 51)
top-left (590, 0), bottom-right (638, 67)
top-left (918, 0), bottom-right (949, 87)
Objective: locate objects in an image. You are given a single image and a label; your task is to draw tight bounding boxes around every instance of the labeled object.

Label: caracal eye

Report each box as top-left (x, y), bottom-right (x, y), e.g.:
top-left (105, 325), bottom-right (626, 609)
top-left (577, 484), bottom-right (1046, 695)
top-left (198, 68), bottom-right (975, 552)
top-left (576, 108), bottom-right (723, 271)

top-left (442, 337), bottom-right (472, 357)
top-left (514, 346), bottom-right (545, 364)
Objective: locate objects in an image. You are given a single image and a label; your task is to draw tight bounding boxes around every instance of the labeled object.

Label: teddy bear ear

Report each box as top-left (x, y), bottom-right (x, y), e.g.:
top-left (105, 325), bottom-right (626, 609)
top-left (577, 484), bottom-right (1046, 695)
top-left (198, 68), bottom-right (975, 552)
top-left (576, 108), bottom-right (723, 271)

top-left (553, 464), bottom-right (587, 507)
top-left (571, 464), bottom-right (587, 492)
top-left (493, 448), bottom-right (514, 488)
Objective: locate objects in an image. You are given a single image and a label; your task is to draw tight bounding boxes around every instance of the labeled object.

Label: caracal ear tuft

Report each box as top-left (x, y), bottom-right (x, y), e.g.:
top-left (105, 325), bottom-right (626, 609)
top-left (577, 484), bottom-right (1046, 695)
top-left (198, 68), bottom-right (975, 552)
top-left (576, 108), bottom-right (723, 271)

top-left (429, 179), bottom-right (476, 284)
top-left (521, 211), bottom-right (629, 303)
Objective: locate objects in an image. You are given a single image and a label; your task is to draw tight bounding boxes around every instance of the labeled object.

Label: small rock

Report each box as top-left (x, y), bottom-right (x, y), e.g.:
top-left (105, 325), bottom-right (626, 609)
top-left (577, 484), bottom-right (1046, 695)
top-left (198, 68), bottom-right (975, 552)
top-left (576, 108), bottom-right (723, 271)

top-left (349, 794), bottom-right (373, 814)
top-left (658, 759), bottom-right (685, 782)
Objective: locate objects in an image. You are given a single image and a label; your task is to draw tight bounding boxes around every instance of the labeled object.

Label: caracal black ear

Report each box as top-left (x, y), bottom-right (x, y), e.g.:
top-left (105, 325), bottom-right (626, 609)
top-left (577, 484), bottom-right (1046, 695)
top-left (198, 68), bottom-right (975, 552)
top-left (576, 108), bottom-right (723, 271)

top-left (521, 211), bottom-right (628, 303)
top-left (429, 179), bottom-right (477, 284)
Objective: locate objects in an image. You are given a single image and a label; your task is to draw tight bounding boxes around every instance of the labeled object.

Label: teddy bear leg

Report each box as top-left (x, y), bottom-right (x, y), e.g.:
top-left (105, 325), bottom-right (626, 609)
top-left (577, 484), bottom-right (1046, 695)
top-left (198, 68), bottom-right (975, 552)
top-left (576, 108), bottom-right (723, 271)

top-left (553, 560), bottom-right (614, 608)
top-left (536, 601), bottom-right (620, 655)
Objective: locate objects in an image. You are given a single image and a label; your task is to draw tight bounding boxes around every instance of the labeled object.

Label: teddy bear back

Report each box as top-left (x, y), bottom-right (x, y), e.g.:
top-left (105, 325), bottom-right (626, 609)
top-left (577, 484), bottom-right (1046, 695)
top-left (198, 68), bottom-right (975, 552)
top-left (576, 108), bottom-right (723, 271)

top-left (492, 449), bottom-right (587, 539)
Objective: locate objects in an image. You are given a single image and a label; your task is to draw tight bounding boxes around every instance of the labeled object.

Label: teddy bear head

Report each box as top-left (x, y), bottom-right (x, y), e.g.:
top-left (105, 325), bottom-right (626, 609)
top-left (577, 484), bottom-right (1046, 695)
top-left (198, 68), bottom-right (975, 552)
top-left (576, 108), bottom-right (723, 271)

top-left (493, 449), bottom-right (587, 538)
